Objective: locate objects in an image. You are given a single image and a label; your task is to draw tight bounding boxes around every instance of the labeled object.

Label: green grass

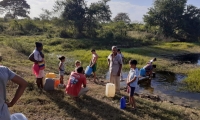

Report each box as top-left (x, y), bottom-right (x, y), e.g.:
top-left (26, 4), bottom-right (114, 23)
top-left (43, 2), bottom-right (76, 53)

top-left (7, 80), bottom-right (200, 120)
top-left (1, 34), bottom-right (200, 119)
top-left (2, 35), bottom-right (200, 90)
top-left (184, 68), bottom-right (200, 92)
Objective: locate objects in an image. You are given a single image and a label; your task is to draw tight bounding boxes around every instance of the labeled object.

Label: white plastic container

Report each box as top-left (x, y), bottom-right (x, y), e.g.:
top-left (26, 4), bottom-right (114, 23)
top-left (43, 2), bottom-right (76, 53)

top-left (105, 83), bottom-right (115, 97)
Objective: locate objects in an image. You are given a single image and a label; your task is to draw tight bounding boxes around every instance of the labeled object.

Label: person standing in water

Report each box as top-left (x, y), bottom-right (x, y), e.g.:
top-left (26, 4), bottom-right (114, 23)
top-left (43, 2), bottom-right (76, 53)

top-left (90, 49), bottom-right (98, 82)
top-left (58, 56), bottom-right (65, 88)
top-left (32, 42), bottom-right (45, 89)
top-left (108, 46), bottom-right (122, 93)
top-left (142, 58), bottom-right (156, 78)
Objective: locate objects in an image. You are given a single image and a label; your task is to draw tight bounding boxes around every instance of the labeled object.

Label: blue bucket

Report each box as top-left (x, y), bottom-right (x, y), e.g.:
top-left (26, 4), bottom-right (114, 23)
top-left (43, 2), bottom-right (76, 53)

top-left (140, 68), bottom-right (146, 77)
top-left (85, 66), bottom-right (93, 76)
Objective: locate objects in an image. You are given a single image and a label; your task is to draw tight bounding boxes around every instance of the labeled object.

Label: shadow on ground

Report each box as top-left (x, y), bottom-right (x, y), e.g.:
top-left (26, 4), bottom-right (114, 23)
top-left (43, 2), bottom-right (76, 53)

top-left (43, 89), bottom-right (191, 120)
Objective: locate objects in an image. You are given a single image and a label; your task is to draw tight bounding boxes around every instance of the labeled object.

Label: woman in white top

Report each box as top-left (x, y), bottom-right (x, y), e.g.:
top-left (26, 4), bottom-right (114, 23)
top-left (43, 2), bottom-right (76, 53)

top-left (32, 42), bottom-right (45, 89)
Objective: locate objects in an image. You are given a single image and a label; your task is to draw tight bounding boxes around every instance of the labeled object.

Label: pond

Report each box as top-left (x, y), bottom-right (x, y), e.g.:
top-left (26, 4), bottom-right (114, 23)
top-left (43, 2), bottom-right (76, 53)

top-left (173, 53), bottom-right (200, 65)
top-left (105, 71), bottom-right (200, 109)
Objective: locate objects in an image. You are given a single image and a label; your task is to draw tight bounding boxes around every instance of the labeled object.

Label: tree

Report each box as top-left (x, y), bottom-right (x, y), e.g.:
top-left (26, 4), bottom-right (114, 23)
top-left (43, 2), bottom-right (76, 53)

top-left (144, 0), bottom-right (187, 39)
top-left (62, 0), bottom-right (86, 37)
top-left (178, 5), bottom-right (200, 41)
top-left (144, 0), bottom-right (200, 42)
top-left (0, 0), bottom-right (30, 19)
top-left (85, 0), bottom-right (111, 37)
top-left (113, 12), bottom-right (131, 24)
top-left (39, 9), bottom-right (52, 21)
top-left (54, 0), bottom-right (111, 38)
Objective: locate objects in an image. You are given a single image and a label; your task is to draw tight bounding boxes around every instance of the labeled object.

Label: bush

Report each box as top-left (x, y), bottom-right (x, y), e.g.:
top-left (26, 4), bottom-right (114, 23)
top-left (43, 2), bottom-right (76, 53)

top-left (98, 30), bottom-right (114, 39)
top-left (0, 24), bottom-right (5, 32)
top-left (49, 39), bottom-right (63, 46)
top-left (21, 20), bottom-right (41, 33)
top-left (5, 39), bottom-right (31, 56)
top-left (113, 32), bottom-right (125, 40)
top-left (59, 30), bottom-right (69, 38)
top-left (62, 42), bottom-right (73, 49)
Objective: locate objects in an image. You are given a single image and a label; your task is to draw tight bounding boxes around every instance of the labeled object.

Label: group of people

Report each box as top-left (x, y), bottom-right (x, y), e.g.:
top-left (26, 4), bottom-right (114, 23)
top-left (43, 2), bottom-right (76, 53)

top-left (0, 42), bottom-right (156, 119)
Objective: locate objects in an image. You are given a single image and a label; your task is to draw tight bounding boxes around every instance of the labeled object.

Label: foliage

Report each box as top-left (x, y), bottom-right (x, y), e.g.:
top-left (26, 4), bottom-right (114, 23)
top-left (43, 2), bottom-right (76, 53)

top-left (39, 9), bottom-right (52, 21)
top-left (0, 0), bottom-right (30, 19)
top-left (144, 0), bottom-right (200, 42)
top-left (184, 68), bottom-right (200, 92)
top-left (54, 0), bottom-right (111, 38)
top-left (21, 20), bottom-right (39, 32)
top-left (113, 12), bottom-right (131, 24)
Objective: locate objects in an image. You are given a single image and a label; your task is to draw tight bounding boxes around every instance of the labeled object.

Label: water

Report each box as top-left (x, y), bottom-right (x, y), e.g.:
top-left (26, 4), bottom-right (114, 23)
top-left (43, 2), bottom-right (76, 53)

top-left (173, 53), bottom-right (200, 65)
top-left (105, 71), bottom-right (200, 109)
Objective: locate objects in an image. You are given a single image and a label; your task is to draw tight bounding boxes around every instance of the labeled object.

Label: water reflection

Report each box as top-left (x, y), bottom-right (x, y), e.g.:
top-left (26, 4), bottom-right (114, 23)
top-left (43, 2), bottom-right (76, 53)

top-left (105, 71), bottom-right (200, 109)
top-left (173, 53), bottom-right (200, 65)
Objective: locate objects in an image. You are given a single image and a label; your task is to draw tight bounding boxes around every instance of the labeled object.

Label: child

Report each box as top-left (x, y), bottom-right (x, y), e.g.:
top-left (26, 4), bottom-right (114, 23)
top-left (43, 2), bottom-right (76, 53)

top-left (75, 60), bottom-right (81, 72)
top-left (90, 49), bottom-right (98, 82)
top-left (127, 60), bottom-right (139, 110)
top-left (59, 56), bottom-right (65, 88)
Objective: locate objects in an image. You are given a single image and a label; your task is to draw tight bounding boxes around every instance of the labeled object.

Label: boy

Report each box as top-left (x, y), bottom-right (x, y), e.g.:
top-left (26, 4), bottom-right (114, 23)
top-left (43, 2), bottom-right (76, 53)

top-left (127, 60), bottom-right (139, 110)
top-left (90, 49), bottom-right (98, 82)
top-left (75, 60), bottom-right (81, 71)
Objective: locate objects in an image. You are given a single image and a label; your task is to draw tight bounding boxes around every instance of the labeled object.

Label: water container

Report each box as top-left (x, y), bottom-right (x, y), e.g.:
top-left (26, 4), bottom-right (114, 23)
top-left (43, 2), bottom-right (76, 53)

top-left (10, 113), bottom-right (28, 120)
top-left (140, 68), bottom-right (146, 77)
top-left (54, 79), bottom-right (60, 88)
top-left (105, 83), bottom-right (115, 97)
top-left (120, 96), bottom-right (126, 109)
top-left (44, 78), bottom-right (55, 91)
top-left (85, 66), bottom-right (93, 76)
top-left (46, 73), bottom-right (56, 78)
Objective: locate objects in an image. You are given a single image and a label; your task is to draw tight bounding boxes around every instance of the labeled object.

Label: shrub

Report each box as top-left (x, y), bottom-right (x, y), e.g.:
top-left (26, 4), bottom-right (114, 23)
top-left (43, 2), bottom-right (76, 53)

top-left (59, 30), bottom-right (69, 38)
top-left (49, 39), bottom-right (63, 46)
top-left (0, 24), bottom-right (5, 32)
top-left (21, 20), bottom-right (41, 33)
top-left (98, 30), bottom-right (114, 39)
top-left (62, 42), bottom-right (73, 49)
top-left (5, 39), bottom-right (31, 56)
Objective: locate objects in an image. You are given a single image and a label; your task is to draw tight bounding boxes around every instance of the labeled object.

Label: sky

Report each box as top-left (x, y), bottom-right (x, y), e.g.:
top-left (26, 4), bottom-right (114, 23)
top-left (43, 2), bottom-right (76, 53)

top-left (1, 0), bottom-right (200, 22)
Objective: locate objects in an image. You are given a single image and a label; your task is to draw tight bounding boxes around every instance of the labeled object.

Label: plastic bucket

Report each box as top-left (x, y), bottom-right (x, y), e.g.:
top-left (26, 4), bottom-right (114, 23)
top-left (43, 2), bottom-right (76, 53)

top-left (140, 68), bottom-right (146, 77)
top-left (85, 66), bottom-right (93, 76)
top-left (54, 79), bottom-right (60, 88)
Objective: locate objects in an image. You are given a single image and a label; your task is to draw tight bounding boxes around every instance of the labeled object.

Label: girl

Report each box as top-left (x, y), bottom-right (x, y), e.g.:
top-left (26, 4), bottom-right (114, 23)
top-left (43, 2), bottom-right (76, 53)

top-left (59, 56), bottom-right (65, 88)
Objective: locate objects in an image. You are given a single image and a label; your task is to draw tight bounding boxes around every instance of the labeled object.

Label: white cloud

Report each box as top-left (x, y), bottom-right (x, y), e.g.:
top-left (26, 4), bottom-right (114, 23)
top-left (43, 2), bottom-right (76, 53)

top-left (26, 0), bottom-right (56, 18)
top-left (0, 0), bottom-right (149, 21)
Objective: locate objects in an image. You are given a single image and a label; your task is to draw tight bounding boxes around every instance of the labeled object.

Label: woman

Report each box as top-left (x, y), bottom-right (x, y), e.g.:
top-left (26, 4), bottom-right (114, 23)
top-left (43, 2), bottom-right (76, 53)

top-left (32, 42), bottom-right (45, 89)
top-left (0, 65), bottom-right (27, 120)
